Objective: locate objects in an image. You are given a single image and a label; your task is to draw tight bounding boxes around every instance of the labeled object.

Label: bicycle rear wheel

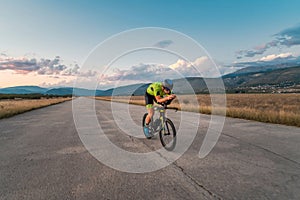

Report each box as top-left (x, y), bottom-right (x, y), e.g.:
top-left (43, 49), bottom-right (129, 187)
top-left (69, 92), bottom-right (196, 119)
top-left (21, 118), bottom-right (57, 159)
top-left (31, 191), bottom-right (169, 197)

top-left (159, 118), bottom-right (176, 151)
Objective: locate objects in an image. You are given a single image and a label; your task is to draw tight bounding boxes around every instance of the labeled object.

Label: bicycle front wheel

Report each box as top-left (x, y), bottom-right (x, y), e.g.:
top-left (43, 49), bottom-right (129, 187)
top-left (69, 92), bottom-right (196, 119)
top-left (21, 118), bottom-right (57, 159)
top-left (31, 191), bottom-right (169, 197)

top-left (159, 118), bottom-right (176, 151)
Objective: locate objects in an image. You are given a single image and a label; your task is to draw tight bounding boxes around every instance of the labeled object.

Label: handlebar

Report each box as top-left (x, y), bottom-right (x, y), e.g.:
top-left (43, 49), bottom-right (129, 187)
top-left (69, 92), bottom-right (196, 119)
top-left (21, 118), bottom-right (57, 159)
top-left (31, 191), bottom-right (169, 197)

top-left (166, 106), bottom-right (178, 112)
top-left (157, 103), bottom-right (178, 112)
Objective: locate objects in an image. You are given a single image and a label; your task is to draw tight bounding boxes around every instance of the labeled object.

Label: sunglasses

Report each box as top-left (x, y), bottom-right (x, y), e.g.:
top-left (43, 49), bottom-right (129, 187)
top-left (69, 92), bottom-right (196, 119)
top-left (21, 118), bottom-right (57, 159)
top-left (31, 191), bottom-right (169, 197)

top-left (164, 87), bottom-right (170, 92)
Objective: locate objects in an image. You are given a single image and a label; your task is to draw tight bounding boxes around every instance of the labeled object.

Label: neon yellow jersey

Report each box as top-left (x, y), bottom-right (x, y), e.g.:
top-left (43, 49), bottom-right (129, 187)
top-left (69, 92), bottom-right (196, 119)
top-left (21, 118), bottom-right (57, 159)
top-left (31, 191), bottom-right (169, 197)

top-left (147, 82), bottom-right (171, 97)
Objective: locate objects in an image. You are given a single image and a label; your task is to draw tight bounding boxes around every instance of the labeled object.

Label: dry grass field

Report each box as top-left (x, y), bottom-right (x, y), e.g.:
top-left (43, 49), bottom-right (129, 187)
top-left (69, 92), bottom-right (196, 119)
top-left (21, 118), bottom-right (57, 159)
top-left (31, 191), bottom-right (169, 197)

top-left (0, 98), bottom-right (72, 119)
top-left (95, 94), bottom-right (300, 127)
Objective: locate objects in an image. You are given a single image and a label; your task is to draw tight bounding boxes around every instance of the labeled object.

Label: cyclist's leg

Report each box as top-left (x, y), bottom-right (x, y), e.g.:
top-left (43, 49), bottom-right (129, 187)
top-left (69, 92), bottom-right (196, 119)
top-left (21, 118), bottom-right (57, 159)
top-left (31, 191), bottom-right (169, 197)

top-left (145, 107), bottom-right (154, 125)
top-left (144, 92), bottom-right (154, 125)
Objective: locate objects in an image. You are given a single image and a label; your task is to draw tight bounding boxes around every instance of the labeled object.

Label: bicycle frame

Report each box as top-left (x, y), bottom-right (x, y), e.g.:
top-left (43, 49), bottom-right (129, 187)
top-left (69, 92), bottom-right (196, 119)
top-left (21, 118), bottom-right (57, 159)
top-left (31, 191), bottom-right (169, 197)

top-left (150, 104), bottom-right (177, 134)
top-left (143, 103), bottom-right (177, 150)
top-left (150, 106), bottom-right (166, 134)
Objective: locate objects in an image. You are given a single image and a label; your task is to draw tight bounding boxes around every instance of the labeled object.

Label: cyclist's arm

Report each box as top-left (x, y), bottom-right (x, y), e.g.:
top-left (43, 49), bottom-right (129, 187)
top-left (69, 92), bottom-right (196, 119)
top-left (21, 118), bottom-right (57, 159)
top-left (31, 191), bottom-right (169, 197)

top-left (155, 95), bottom-right (170, 103)
top-left (155, 94), bottom-right (176, 103)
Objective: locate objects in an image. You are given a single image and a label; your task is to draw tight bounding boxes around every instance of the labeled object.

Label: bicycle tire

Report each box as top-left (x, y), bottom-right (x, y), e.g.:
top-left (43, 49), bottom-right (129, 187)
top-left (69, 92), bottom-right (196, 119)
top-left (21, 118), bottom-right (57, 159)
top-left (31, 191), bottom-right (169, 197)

top-left (159, 118), bottom-right (176, 151)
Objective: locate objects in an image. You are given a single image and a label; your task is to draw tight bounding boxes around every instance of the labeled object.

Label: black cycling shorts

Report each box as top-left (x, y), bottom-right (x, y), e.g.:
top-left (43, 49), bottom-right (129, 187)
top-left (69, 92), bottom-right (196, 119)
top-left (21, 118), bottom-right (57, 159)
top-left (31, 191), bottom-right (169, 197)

top-left (145, 92), bottom-right (157, 108)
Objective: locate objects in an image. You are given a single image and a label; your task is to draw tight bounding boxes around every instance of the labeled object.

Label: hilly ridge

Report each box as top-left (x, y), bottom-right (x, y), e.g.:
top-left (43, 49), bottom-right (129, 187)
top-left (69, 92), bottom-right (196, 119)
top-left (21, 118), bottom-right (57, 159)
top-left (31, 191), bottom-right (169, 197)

top-left (0, 86), bottom-right (48, 94)
top-left (1, 65), bottom-right (299, 96)
top-left (223, 65), bottom-right (300, 92)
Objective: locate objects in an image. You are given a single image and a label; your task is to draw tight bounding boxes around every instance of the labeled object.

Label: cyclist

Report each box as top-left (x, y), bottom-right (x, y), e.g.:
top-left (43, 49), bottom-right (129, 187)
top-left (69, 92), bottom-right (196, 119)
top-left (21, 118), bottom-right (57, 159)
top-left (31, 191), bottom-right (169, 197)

top-left (144, 79), bottom-right (176, 137)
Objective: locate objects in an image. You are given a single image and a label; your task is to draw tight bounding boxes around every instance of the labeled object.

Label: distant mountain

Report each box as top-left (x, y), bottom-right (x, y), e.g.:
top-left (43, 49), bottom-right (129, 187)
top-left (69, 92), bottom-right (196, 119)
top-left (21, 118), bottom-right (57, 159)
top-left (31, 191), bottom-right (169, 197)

top-left (172, 77), bottom-right (207, 94)
top-left (143, 66), bottom-right (300, 94)
top-left (223, 65), bottom-right (300, 90)
top-left (0, 86), bottom-right (102, 96)
top-left (1, 65), bottom-right (299, 96)
top-left (0, 86), bottom-right (48, 94)
top-left (232, 57), bottom-right (300, 75)
top-left (95, 79), bottom-right (213, 96)
top-left (45, 88), bottom-right (73, 95)
top-left (96, 83), bottom-right (150, 96)
top-left (45, 87), bottom-right (98, 96)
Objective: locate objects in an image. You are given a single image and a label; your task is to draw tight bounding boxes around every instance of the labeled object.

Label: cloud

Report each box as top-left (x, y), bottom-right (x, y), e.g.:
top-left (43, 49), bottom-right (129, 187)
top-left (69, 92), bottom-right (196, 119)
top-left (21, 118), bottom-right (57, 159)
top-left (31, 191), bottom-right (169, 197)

top-left (98, 56), bottom-right (225, 87)
top-left (0, 56), bottom-right (66, 74)
top-left (0, 52), bottom-right (8, 57)
top-left (60, 64), bottom-right (80, 76)
top-left (233, 53), bottom-right (300, 68)
top-left (236, 24), bottom-right (300, 59)
top-left (99, 63), bottom-right (170, 84)
top-left (153, 40), bottom-right (173, 48)
top-left (236, 49), bottom-right (266, 58)
top-left (169, 56), bottom-right (217, 77)
top-left (0, 55), bottom-right (97, 77)
top-left (258, 52), bottom-right (293, 62)
top-left (275, 24), bottom-right (300, 47)
top-left (169, 57), bottom-right (209, 69)
top-left (37, 56), bottom-right (68, 75)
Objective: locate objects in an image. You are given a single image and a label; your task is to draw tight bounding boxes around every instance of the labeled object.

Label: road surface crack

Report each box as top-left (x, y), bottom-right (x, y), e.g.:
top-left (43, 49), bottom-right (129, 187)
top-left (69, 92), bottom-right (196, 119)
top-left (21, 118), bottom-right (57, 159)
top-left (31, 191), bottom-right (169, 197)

top-left (172, 162), bottom-right (223, 200)
top-left (223, 133), bottom-right (300, 168)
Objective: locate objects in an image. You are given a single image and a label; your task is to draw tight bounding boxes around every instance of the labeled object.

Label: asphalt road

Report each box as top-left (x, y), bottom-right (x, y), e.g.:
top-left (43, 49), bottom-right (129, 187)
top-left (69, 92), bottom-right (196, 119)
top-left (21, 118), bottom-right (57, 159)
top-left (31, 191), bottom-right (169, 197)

top-left (1, 97), bottom-right (300, 200)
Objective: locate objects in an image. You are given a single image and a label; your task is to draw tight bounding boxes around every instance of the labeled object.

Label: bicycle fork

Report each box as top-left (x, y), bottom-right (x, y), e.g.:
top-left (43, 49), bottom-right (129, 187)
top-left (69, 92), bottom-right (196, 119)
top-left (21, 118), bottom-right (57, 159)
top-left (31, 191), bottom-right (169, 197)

top-left (160, 116), bottom-right (165, 134)
top-left (160, 111), bottom-right (170, 135)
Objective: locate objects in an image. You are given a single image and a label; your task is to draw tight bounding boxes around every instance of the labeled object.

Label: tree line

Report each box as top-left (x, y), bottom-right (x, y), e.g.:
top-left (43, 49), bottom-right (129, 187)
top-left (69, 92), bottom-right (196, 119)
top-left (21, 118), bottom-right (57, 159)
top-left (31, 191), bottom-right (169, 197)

top-left (0, 93), bottom-right (72, 100)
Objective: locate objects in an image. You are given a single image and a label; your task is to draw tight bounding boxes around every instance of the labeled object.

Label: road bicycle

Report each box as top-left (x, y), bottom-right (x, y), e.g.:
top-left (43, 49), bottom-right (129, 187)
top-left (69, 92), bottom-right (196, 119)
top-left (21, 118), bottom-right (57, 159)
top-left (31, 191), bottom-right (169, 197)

top-left (142, 103), bottom-right (177, 151)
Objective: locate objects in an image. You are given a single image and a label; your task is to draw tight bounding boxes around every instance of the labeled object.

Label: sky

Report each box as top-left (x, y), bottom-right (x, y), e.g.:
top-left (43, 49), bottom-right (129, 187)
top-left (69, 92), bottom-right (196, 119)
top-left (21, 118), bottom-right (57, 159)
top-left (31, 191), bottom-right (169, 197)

top-left (1, 0), bottom-right (300, 89)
